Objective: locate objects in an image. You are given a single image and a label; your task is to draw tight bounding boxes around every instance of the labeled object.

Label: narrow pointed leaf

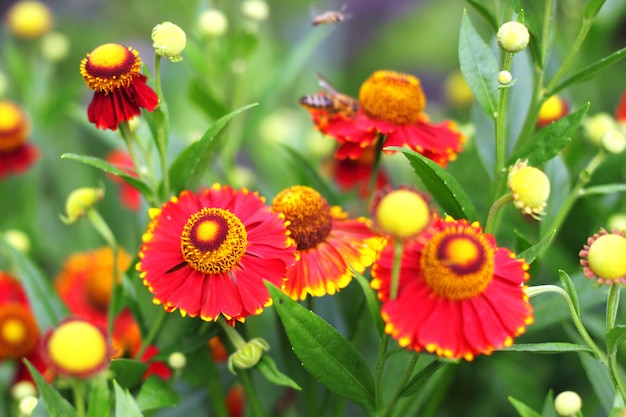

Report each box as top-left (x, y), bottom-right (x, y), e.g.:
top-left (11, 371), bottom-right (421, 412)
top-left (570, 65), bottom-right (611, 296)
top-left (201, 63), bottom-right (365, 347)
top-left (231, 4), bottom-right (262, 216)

top-left (24, 360), bottom-right (77, 417)
top-left (109, 359), bottom-right (149, 390)
top-left (256, 355), bottom-right (302, 390)
top-left (501, 342), bottom-right (591, 353)
top-left (585, 0), bottom-right (607, 19)
top-left (87, 377), bottom-right (111, 417)
top-left (390, 147), bottom-right (478, 221)
top-left (540, 390), bottom-right (558, 417)
top-left (61, 153), bottom-right (153, 197)
top-left (548, 47), bottom-right (626, 96)
top-left (581, 183), bottom-right (626, 196)
top-left (168, 103), bottom-right (258, 193)
top-left (113, 380), bottom-right (143, 417)
top-left (508, 103), bottom-right (589, 166)
top-left (459, 10), bottom-right (499, 118)
top-left (398, 359), bottom-right (447, 398)
top-left (352, 269), bottom-right (383, 337)
top-left (464, 0), bottom-right (498, 32)
top-left (558, 270), bottom-right (580, 317)
top-left (267, 283), bottom-right (376, 413)
top-left (0, 238), bottom-right (68, 330)
top-left (136, 375), bottom-right (181, 411)
top-left (578, 352), bottom-right (613, 413)
top-left (508, 396), bottom-right (542, 417)
top-left (606, 325), bottom-right (626, 358)
top-left (517, 229), bottom-right (555, 265)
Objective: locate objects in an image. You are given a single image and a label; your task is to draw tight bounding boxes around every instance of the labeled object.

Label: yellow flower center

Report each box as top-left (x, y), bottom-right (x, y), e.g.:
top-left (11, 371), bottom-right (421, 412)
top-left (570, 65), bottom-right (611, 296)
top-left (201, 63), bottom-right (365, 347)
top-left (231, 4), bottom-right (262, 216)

top-left (588, 234), bottom-right (626, 280)
top-left (421, 225), bottom-right (495, 300)
top-left (79, 43), bottom-right (142, 93)
top-left (358, 70), bottom-right (426, 125)
top-left (0, 304), bottom-right (38, 359)
top-left (271, 186), bottom-right (332, 250)
top-left (375, 189), bottom-right (430, 239)
top-left (0, 101), bottom-right (30, 152)
top-left (180, 208), bottom-right (248, 274)
top-left (48, 320), bottom-right (107, 375)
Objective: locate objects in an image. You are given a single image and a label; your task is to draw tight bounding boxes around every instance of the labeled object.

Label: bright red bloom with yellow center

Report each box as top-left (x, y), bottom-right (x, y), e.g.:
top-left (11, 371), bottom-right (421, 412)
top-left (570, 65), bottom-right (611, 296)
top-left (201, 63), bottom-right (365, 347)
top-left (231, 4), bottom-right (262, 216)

top-left (371, 216), bottom-right (533, 361)
top-left (305, 70), bottom-right (464, 167)
top-left (271, 185), bottom-right (383, 300)
top-left (0, 272), bottom-right (39, 360)
top-left (137, 184), bottom-right (296, 322)
top-left (80, 43), bottom-right (159, 130)
top-left (0, 100), bottom-right (39, 178)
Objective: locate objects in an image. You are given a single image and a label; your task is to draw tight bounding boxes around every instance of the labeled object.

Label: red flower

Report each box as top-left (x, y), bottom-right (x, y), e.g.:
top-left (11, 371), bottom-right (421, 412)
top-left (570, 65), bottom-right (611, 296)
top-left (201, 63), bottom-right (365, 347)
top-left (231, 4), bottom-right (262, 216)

top-left (303, 70), bottom-right (464, 167)
top-left (371, 216), bottom-right (533, 361)
top-left (137, 184), bottom-right (296, 322)
top-left (80, 43), bottom-right (158, 130)
top-left (271, 186), bottom-right (383, 300)
top-left (328, 145), bottom-right (390, 199)
top-left (0, 272), bottom-right (39, 361)
top-left (616, 90), bottom-right (626, 122)
top-left (106, 150), bottom-right (141, 211)
top-left (0, 100), bottom-right (39, 178)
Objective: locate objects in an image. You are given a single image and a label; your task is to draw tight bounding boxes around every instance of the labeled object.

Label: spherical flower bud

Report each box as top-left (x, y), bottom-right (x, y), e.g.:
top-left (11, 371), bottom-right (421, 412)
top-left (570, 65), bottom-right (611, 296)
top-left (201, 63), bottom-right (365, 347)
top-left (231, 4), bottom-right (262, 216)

top-left (167, 352), bottom-right (186, 370)
top-left (61, 187), bottom-right (104, 224)
top-left (11, 380), bottom-right (36, 401)
top-left (601, 129), bottom-right (625, 154)
top-left (537, 95), bottom-right (569, 127)
top-left (152, 22), bottom-right (186, 63)
top-left (3, 229), bottom-right (30, 253)
top-left (227, 338), bottom-right (269, 374)
top-left (197, 9), bottom-right (228, 38)
top-left (40, 31), bottom-right (70, 62)
top-left (241, 0), bottom-right (270, 22)
top-left (444, 70), bottom-right (474, 107)
top-left (5, 1), bottom-right (53, 39)
top-left (372, 186), bottom-right (432, 240)
top-left (507, 160), bottom-right (550, 219)
top-left (583, 112), bottom-right (617, 146)
top-left (497, 70), bottom-right (513, 86)
top-left (18, 396), bottom-right (38, 417)
top-left (496, 21), bottom-right (530, 53)
top-left (43, 319), bottom-right (109, 378)
top-left (608, 214), bottom-right (626, 233)
top-left (580, 229), bottom-right (626, 286)
top-left (554, 391), bottom-right (582, 416)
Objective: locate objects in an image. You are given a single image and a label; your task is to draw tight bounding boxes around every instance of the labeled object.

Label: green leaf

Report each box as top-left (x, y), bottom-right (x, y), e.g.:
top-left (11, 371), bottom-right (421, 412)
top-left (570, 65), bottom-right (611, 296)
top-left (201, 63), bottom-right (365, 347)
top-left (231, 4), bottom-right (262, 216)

top-left (136, 375), bottom-right (181, 411)
top-left (516, 229), bottom-right (555, 265)
top-left (24, 360), bottom-right (77, 417)
top-left (109, 359), bottom-right (149, 390)
top-left (464, 0), bottom-right (499, 32)
top-left (0, 238), bottom-right (68, 330)
top-left (459, 10), bottom-right (499, 118)
top-left (540, 390), bottom-right (558, 417)
top-left (508, 396), bottom-right (542, 417)
top-left (266, 283), bottom-right (376, 413)
top-left (188, 78), bottom-right (228, 121)
top-left (558, 270), bottom-right (580, 317)
top-left (508, 102), bottom-right (589, 166)
top-left (87, 377), bottom-right (111, 417)
top-left (506, 0), bottom-right (554, 68)
top-left (578, 351), bottom-right (613, 413)
top-left (397, 359), bottom-right (447, 399)
top-left (501, 342), bottom-right (592, 353)
top-left (584, 0), bottom-right (607, 19)
top-left (256, 355), bottom-right (302, 390)
top-left (540, 155), bottom-right (570, 239)
top-left (606, 325), bottom-right (626, 358)
top-left (168, 103), bottom-right (258, 193)
top-left (581, 183), bottom-right (626, 196)
top-left (113, 380), bottom-right (144, 417)
top-left (391, 147), bottom-right (478, 221)
top-left (548, 47), bottom-right (626, 96)
top-left (352, 269), bottom-right (383, 337)
top-left (60, 153), bottom-right (153, 197)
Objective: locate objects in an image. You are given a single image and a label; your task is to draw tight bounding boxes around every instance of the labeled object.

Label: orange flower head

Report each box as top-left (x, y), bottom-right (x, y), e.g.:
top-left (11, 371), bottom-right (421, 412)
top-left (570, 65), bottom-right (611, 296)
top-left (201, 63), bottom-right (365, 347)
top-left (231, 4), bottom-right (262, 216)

top-left (0, 303), bottom-right (39, 359)
top-left (272, 185), bottom-right (384, 300)
top-left (79, 43), bottom-right (158, 130)
top-left (0, 100), bottom-right (38, 178)
top-left (359, 70), bottom-right (426, 125)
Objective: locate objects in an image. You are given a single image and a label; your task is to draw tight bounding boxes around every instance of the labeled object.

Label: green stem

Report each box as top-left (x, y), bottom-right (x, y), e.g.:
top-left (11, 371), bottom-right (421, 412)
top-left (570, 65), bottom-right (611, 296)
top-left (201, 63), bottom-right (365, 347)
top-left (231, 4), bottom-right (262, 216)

top-left (606, 285), bottom-right (620, 331)
top-left (526, 285), bottom-right (608, 365)
top-left (374, 334), bottom-right (390, 408)
top-left (608, 349), bottom-right (626, 402)
top-left (484, 193), bottom-right (513, 235)
top-left (72, 380), bottom-right (86, 417)
top-left (494, 52), bottom-right (514, 180)
top-left (217, 317), bottom-right (247, 349)
top-left (153, 53), bottom-right (170, 201)
top-left (239, 369), bottom-right (265, 417)
top-left (380, 353), bottom-right (420, 417)
top-left (136, 308), bottom-right (167, 359)
top-left (203, 350), bottom-right (230, 417)
top-left (389, 239), bottom-right (404, 300)
top-left (368, 133), bottom-right (387, 202)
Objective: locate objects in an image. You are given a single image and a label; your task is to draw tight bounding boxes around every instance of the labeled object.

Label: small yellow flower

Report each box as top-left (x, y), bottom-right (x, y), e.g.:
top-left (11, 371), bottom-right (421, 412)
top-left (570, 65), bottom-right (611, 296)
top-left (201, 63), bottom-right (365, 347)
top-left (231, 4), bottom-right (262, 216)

top-left (497, 70), bottom-right (513, 86)
top-left (507, 160), bottom-right (550, 219)
top-left (227, 338), bottom-right (269, 374)
top-left (601, 129), bottom-right (625, 154)
top-left (496, 21), bottom-right (530, 53)
top-left (197, 9), bottom-right (228, 38)
top-left (152, 22), bottom-right (186, 63)
top-left (583, 113), bottom-right (617, 146)
top-left (372, 186), bottom-right (432, 240)
top-left (5, 0), bottom-right (53, 39)
top-left (554, 391), bottom-right (582, 417)
top-left (60, 187), bottom-right (104, 224)
top-left (580, 229), bottom-right (626, 286)
top-left (168, 352), bottom-right (187, 370)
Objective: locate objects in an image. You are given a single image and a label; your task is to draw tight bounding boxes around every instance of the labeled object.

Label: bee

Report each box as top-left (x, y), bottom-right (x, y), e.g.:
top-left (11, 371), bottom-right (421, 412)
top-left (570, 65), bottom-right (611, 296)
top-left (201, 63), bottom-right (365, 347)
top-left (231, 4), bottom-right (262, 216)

top-left (311, 4), bottom-right (350, 26)
top-left (298, 73), bottom-right (358, 118)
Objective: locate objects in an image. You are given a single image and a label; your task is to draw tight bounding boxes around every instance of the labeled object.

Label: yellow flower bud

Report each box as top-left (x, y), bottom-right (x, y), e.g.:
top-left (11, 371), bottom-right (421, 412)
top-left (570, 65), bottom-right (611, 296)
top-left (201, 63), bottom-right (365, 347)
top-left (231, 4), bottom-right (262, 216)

top-left (227, 338), bottom-right (269, 374)
top-left (554, 391), bottom-right (582, 416)
top-left (152, 22), bottom-right (186, 63)
top-left (497, 70), bottom-right (513, 86)
top-left (373, 186), bottom-right (432, 240)
top-left (444, 70), bottom-right (474, 107)
top-left (241, 0), bottom-right (270, 22)
top-left (61, 187), bottom-right (104, 224)
top-left (10, 381), bottom-right (36, 401)
top-left (582, 232), bottom-right (626, 284)
top-left (583, 113), bottom-right (617, 146)
top-left (5, 0), bottom-right (53, 39)
top-left (601, 129), bottom-right (625, 154)
top-left (197, 9), bottom-right (228, 38)
top-left (496, 21), bottom-right (530, 53)
top-left (18, 396), bottom-right (38, 417)
top-left (507, 160), bottom-right (550, 219)
top-left (168, 352), bottom-right (187, 370)
top-left (40, 31), bottom-right (70, 62)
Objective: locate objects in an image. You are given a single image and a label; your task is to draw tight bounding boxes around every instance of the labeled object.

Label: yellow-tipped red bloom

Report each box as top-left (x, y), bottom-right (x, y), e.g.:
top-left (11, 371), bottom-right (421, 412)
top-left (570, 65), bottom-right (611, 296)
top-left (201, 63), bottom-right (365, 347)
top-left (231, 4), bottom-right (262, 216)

top-left (0, 272), bottom-right (39, 360)
top-left (79, 43), bottom-right (159, 130)
top-left (0, 100), bottom-right (39, 178)
top-left (303, 70), bottom-right (464, 167)
top-left (371, 216), bottom-right (533, 361)
top-left (271, 185), bottom-right (383, 300)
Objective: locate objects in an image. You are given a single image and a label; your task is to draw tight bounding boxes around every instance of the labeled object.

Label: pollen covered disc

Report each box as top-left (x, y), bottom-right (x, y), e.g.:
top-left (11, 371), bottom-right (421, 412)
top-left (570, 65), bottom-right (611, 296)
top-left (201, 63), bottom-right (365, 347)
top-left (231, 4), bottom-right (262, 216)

top-left (80, 43), bottom-right (142, 93)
